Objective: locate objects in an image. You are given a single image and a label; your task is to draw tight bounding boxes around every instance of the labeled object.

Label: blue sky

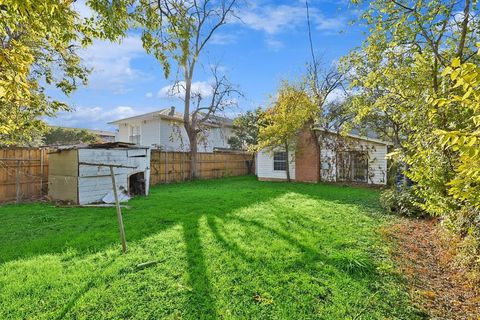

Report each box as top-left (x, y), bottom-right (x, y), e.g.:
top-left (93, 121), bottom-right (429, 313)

top-left (46, 0), bottom-right (364, 131)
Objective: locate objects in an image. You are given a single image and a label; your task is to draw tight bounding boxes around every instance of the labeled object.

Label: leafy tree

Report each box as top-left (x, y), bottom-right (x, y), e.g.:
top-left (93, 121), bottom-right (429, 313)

top-left (257, 82), bottom-right (317, 182)
top-left (342, 0), bottom-right (480, 282)
top-left (0, 0), bottom-right (94, 146)
top-left (341, 0), bottom-right (479, 213)
top-left (434, 56), bottom-right (480, 208)
top-left (89, 0), bottom-right (240, 178)
top-left (228, 108), bottom-right (264, 151)
top-left (43, 127), bottom-right (99, 146)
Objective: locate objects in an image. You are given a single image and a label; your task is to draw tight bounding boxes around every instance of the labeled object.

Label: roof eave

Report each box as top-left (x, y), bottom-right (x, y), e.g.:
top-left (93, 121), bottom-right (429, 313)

top-left (313, 127), bottom-right (393, 146)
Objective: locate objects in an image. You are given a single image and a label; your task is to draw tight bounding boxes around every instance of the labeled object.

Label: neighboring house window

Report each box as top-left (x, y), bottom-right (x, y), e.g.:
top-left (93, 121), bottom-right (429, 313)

top-left (129, 125), bottom-right (141, 144)
top-left (337, 151), bottom-right (368, 183)
top-left (273, 152), bottom-right (288, 171)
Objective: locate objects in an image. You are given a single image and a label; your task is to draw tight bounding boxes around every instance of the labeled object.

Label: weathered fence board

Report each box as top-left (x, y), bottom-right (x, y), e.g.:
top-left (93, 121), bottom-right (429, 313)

top-left (0, 148), bottom-right (49, 203)
top-left (149, 150), bottom-right (253, 185)
top-left (0, 148), bottom-right (253, 203)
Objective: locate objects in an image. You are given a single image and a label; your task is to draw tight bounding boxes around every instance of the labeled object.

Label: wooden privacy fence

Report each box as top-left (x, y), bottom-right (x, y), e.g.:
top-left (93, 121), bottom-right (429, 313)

top-left (150, 150), bottom-right (253, 185)
top-left (0, 148), bottom-right (49, 203)
top-left (0, 148), bottom-right (253, 203)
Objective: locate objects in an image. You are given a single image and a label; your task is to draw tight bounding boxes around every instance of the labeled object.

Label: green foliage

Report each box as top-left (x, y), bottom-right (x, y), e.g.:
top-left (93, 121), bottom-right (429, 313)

top-left (257, 81), bottom-right (316, 152)
top-left (343, 0), bottom-right (480, 277)
top-left (0, 0), bottom-right (95, 146)
top-left (433, 57), bottom-right (480, 209)
top-left (380, 188), bottom-right (425, 218)
top-left (257, 81), bottom-right (317, 181)
top-left (43, 127), bottom-right (99, 146)
top-left (342, 0), bottom-right (479, 215)
top-left (228, 108), bottom-right (264, 150)
top-left (0, 177), bottom-right (421, 319)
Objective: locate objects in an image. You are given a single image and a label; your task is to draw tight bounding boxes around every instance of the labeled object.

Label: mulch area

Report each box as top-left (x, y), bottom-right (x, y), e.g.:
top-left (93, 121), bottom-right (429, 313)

top-left (383, 218), bottom-right (480, 320)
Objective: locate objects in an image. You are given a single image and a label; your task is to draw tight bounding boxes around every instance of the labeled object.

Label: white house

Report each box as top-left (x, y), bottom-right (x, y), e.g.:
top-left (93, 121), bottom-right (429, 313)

top-left (256, 127), bottom-right (392, 185)
top-left (109, 107), bottom-right (233, 152)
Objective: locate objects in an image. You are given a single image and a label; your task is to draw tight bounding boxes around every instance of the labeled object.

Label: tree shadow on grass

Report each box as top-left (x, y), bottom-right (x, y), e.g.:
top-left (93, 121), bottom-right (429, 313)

top-left (0, 177), bottom-right (386, 318)
top-left (0, 177), bottom-right (380, 264)
top-left (182, 218), bottom-right (218, 319)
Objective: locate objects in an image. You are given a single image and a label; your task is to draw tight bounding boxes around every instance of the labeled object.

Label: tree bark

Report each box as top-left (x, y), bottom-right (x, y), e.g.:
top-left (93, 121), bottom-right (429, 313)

top-left (188, 131), bottom-right (198, 179)
top-left (457, 0), bottom-right (470, 61)
top-left (183, 70), bottom-right (199, 179)
top-left (285, 143), bottom-right (291, 182)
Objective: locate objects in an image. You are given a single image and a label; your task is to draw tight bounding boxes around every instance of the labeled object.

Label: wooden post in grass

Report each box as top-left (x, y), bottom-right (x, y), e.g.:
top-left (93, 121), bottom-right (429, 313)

top-left (109, 165), bottom-right (127, 253)
top-left (15, 160), bottom-right (21, 204)
top-left (79, 162), bottom-right (137, 253)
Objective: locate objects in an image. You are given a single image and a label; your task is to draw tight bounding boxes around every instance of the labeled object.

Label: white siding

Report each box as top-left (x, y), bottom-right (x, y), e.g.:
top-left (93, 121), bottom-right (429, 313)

top-left (366, 144), bottom-right (387, 184)
top-left (116, 118), bottom-right (232, 151)
top-left (141, 119), bottom-right (160, 146)
top-left (77, 148), bottom-right (150, 204)
top-left (158, 119), bottom-right (231, 152)
top-left (256, 134), bottom-right (389, 185)
top-left (319, 133), bottom-right (388, 185)
top-left (117, 124), bottom-right (130, 142)
top-left (256, 150), bottom-right (296, 181)
top-left (159, 119), bottom-right (190, 151)
top-left (116, 120), bottom-right (160, 146)
top-left (320, 148), bottom-right (336, 182)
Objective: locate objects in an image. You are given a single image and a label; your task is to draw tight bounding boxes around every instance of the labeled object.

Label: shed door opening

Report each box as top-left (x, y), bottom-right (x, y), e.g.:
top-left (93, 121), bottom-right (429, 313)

top-left (129, 172), bottom-right (146, 196)
top-left (337, 151), bottom-right (368, 183)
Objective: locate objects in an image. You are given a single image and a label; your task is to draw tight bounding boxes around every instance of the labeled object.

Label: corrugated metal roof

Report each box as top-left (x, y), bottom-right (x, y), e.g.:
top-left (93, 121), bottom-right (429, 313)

top-left (48, 142), bottom-right (149, 153)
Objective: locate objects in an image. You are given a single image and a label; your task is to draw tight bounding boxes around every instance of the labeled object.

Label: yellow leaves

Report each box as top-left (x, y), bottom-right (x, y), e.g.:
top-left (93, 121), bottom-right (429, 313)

top-left (467, 136), bottom-right (477, 147)
top-left (451, 57), bottom-right (461, 68)
top-left (463, 87), bottom-right (474, 100)
top-left (0, 0), bottom-right (91, 146)
top-left (257, 81), bottom-right (317, 151)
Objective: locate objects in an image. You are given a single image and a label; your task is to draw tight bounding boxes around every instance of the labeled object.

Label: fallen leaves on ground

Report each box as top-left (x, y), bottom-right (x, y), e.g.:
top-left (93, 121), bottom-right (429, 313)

top-left (383, 218), bottom-right (480, 320)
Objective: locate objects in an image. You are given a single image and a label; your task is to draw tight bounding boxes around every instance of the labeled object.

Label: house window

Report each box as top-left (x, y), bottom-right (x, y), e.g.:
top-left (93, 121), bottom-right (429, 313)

top-left (337, 151), bottom-right (368, 183)
top-left (129, 125), bottom-right (141, 145)
top-left (273, 152), bottom-right (287, 171)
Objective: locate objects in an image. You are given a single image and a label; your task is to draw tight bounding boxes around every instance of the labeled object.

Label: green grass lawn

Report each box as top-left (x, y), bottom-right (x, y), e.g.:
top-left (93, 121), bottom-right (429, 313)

top-left (0, 176), bottom-right (423, 319)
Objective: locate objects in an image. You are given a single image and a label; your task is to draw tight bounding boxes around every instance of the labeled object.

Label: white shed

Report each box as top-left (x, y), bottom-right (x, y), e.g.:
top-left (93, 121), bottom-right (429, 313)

top-left (256, 128), bottom-right (392, 185)
top-left (48, 143), bottom-right (151, 204)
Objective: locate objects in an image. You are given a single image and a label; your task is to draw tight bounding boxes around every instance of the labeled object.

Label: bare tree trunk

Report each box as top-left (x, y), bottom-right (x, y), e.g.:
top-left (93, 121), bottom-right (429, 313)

top-left (183, 70), bottom-right (198, 179)
top-left (188, 131), bottom-right (198, 179)
top-left (285, 143), bottom-right (291, 182)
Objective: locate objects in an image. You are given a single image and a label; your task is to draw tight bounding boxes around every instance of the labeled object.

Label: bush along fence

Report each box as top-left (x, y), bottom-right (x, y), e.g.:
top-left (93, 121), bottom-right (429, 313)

top-left (0, 148), bottom-right (254, 203)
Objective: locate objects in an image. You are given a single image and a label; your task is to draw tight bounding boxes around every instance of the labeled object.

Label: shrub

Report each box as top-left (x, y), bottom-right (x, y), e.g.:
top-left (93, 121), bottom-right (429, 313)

top-left (443, 206), bottom-right (480, 286)
top-left (380, 188), bottom-right (425, 217)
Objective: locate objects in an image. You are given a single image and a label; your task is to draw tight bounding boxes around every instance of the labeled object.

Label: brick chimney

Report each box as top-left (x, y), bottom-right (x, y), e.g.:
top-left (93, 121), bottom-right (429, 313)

top-left (295, 123), bottom-right (320, 183)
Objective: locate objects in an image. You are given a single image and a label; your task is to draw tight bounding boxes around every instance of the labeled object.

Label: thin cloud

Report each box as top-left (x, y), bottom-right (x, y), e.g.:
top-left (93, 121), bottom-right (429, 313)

top-left (236, 2), bottom-right (347, 50)
top-left (238, 3), bottom-right (346, 35)
top-left (265, 38), bottom-right (284, 51)
top-left (46, 106), bottom-right (140, 130)
top-left (79, 36), bottom-right (149, 94)
top-left (210, 33), bottom-right (238, 45)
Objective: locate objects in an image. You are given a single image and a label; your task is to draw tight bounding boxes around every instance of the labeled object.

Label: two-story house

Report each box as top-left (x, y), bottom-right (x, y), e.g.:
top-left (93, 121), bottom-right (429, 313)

top-left (109, 107), bottom-right (233, 152)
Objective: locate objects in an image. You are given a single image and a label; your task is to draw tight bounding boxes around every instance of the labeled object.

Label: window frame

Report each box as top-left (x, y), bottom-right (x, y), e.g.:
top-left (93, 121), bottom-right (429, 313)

top-left (336, 151), bottom-right (368, 183)
top-left (273, 151), bottom-right (288, 171)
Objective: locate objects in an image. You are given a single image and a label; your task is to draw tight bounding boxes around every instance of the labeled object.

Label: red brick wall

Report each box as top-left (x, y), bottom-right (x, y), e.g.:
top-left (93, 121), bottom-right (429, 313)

top-left (295, 125), bottom-right (320, 183)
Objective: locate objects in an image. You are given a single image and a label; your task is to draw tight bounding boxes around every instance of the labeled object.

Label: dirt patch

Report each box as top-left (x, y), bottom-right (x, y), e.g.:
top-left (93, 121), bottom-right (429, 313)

top-left (383, 218), bottom-right (480, 320)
